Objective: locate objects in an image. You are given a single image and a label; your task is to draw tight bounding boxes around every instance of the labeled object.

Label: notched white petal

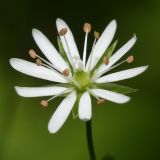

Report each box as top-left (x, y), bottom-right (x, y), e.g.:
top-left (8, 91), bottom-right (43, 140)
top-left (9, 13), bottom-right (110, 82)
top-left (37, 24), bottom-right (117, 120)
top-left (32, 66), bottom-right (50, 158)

top-left (48, 91), bottom-right (77, 133)
top-left (86, 20), bottom-right (117, 71)
top-left (95, 66), bottom-right (148, 83)
top-left (92, 89), bottom-right (130, 104)
top-left (32, 28), bottom-right (68, 72)
top-left (78, 92), bottom-right (92, 121)
top-left (9, 58), bottom-right (67, 83)
top-left (15, 86), bottom-right (70, 97)
top-left (56, 18), bottom-right (80, 63)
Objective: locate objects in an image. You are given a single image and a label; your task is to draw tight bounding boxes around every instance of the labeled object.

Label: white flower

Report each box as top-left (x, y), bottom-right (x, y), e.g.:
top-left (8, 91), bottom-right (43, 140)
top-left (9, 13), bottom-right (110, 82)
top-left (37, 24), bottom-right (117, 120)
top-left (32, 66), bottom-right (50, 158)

top-left (9, 18), bottom-right (148, 133)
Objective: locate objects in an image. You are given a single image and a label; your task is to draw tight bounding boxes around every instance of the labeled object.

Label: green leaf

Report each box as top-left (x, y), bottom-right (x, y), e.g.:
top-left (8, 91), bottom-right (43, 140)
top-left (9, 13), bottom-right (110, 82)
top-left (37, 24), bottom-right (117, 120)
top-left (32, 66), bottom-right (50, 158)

top-left (95, 83), bottom-right (138, 94)
top-left (91, 40), bottom-right (118, 76)
top-left (72, 92), bottom-right (82, 119)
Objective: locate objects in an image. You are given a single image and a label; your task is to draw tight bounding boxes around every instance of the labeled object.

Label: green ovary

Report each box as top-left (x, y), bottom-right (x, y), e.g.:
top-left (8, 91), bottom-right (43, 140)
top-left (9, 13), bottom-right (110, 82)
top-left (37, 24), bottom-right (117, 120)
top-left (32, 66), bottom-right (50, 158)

top-left (73, 71), bottom-right (91, 91)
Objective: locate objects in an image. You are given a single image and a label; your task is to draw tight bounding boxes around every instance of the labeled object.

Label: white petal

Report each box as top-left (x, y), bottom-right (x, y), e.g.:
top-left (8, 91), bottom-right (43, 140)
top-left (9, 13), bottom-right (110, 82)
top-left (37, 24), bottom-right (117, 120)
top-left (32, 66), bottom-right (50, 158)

top-left (9, 58), bottom-right (67, 83)
top-left (15, 86), bottom-right (71, 97)
top-left (91, 89), bottom-right (130, 104)
top-left (56, 18), bottom-right (80, 64)
top-left (78, 92), bottom-right (92, 121)
top-left (32, 28), bottom-right (68, 72)
top-left (86, 20), bottom-right (117, 71)
top-left (48, 91), bottom-right (77, 133)
top-left (96, 35), bottom-right (137, 77)
top-left (95, 66), bottom-right (148, 83)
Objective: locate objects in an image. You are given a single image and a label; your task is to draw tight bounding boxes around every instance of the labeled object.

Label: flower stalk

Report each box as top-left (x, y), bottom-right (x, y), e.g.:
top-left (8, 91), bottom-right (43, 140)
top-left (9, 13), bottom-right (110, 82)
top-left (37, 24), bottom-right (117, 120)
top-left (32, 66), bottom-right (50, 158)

top-left (86, 120), bottom-right (96, 160)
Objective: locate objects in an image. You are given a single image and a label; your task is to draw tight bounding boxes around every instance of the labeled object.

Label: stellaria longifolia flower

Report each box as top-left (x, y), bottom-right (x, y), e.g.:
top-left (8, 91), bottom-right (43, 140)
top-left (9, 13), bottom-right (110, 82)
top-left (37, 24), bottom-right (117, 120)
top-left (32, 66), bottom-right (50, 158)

top-left (9, 18), bottom-right (148, 133)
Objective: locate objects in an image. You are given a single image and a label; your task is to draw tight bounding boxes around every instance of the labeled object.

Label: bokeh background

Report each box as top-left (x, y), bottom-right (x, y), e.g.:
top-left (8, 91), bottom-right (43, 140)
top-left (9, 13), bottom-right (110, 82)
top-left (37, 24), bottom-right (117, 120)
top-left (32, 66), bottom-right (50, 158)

top-left (0, 0), bottom-right (160, 159)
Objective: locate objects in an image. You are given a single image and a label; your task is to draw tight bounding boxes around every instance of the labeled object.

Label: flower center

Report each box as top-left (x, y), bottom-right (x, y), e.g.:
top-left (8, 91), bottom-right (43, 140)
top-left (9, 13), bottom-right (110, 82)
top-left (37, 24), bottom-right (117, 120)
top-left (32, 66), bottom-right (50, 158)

top-left (73, 71), bottom-right (91, 91)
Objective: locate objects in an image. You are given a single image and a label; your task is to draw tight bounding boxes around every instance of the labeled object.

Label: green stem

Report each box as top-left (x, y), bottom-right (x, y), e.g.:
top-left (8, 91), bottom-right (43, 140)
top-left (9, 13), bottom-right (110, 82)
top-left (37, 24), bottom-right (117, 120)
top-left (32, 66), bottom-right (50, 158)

top-left (86, 120), bottom-right (96, 160)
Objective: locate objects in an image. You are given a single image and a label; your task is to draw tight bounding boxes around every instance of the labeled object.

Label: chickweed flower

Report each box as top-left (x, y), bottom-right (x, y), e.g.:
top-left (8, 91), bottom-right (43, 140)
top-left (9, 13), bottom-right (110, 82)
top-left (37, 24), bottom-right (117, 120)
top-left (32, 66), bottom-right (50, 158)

top-left (9, 18), bottom-right (148, 133)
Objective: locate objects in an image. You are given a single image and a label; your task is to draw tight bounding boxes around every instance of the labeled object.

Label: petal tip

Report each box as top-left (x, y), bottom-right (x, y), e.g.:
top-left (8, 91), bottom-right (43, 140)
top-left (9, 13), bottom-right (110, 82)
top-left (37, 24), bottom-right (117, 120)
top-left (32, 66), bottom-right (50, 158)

top-left (48, 124), bottom-right (58, 134)
top-left (32, 28), bottom-right (37, 33)
top-left (14, 86), bottom-right (20, 95)
top-left (112, 19), bottom-right (117, 25)
top-left (9, 58), bottom-right (17, 67)
top-left (56, 18), bottom-right (65, 27)
top-left (80, 117), bottom-right (91, 121)
top-left (56, 18), bottom-right (62, 22)
top-left (9, 58), bottom-right (14, 65)
top-left (14, 86), bottom-right (18, 90)
top-left (109, 19), bottom-right (117, 29)
top-left (126, 97), bottom-right (131, 103)
top-left (142, 65), bottom-right (149, 72)
top-left (14, 86), bottom-right (27, 97)
top-left (107, 20), bottom-right (117, 31)
top-left (32, 28), bottom-right (41, 37)
top-left (119, 96), bottom-right (131, 104)
top-left (133, 34), bottom-right (137, 40)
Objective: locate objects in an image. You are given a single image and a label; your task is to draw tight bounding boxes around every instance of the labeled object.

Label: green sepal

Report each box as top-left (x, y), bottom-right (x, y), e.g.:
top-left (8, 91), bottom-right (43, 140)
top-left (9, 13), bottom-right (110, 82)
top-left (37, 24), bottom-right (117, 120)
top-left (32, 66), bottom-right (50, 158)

top-left (57, 36), bottom-right (68, 60)
top-left (91, 40), bottom-right (118, 75)
top-left (43, 83), bottom-right (72, 88)
top-left (57, 36), bottom-right (73, 73)
top-left (45, 83), bottom-right (68, 87)
top-left (105, 39), bottom-right (118, 58)
top-left (72, 92), bottom-right (82, 119)
top-left (94, 83), bottom-right (138, 94)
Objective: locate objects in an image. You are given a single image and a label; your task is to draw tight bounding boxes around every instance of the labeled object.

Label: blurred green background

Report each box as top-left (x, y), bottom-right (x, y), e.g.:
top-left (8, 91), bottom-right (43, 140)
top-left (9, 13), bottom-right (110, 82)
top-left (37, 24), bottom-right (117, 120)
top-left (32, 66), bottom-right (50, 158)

top-left (0, 0), bottom-right (160, 159)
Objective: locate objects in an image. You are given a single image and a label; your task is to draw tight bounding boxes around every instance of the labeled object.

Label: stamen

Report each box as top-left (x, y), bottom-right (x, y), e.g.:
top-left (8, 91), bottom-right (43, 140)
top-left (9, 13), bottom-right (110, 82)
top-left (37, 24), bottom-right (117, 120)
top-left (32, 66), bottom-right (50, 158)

top-left (59, 28), bottom-right (75, 71)
top-left (58, 28), bottom-right (67, 36)
top-left (29, 49), bottom-right (37, 59)
top-left (109, 60), bottom-right (126, 71)
top-left (28, 48), bottom-right (80, 89)
top-left (106, 55), bottom-right (134, 72)
top-left (29, 49), bottom-right (66, 75)
top-left (42, 61), bottom-right (80, 89)
top-left (41, 62), bottom-right (70, 82)
top-left (34, 52), bottom-right (65, 74)
top-left (28, 47), bottom-right (80, 89)
top-left (42, 63), bottom-right (71, 82)
top-left (82, 32), bottom-right (88, 66)
top-left (40, 88), bottom-right (73, 107)
top-left (40, 100), bottom-right (48, 107)
top-left (36, 58), bottom-right (42, 66)
top-left (93, 55), bottom-right (135, 80)
top-left (42, 62), bottom-right (80, 89)
top-left (83, 23), bottom-right (91, 66)
top-left (127, 55), bottom-right (134, 63)
top-left (63, 68), bottom-right (70, 77)
top-left (41, 63), bottom-right (60, 73)
top-left (93, 59), bottom-right (126, 80)
top-left (87, 33), bottom-right (98, 71)
top-left (97, 98), bottom-right (105, 105)
top-left (63, 36), bottom-right (76, 71)
top-left (103, 56), bottom-right (109, 65)
top-left (94, 31), bottom-right (100, 39)
top-left (83, 23), bottom-right (91, 33)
